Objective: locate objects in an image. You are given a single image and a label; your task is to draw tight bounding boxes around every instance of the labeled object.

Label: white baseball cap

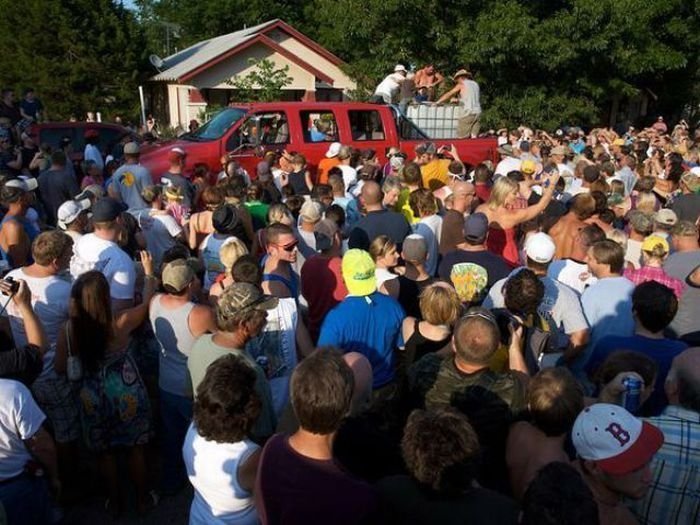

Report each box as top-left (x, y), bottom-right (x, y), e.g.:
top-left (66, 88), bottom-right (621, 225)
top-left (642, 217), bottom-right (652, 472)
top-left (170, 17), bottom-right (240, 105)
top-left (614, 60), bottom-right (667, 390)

top-left (5, 176), bottom-right (38, 192)
top-left (57, 198), bottom-right (91, 230)
top-left (325, 142), bottom-right (341, 158)
top-left (525, 232), bottom-right (556, 264)
top-left (572, 404), bottom-right (663, 475)
top-left (394, 64), bottom-right (407, 73)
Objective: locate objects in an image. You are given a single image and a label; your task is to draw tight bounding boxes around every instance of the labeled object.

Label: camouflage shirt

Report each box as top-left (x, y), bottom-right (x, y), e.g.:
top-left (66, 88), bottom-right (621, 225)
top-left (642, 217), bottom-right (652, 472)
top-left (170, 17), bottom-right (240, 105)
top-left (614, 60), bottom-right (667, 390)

top-left (406, 353), bottom-right (527, 491)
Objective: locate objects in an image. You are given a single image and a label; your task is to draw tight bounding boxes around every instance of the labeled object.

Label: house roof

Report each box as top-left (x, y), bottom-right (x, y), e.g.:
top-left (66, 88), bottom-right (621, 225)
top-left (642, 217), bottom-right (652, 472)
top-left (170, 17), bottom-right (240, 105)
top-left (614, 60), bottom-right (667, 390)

top-left (150, 19), bottom-right (344, 84)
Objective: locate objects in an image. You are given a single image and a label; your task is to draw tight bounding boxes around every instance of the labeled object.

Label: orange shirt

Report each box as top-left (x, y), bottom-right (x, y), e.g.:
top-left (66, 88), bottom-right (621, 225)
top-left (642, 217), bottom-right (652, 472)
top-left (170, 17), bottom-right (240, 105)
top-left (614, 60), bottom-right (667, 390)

top-left (420, 159), bottom-right (451, 190)
top-left (316, 157), bottom-right (341, 185)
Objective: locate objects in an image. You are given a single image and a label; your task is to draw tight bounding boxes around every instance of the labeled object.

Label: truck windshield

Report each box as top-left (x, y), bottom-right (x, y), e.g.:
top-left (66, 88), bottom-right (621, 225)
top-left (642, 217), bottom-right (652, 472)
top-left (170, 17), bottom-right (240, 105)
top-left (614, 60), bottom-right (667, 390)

top-left (184, 108), bottom-right (246, 141)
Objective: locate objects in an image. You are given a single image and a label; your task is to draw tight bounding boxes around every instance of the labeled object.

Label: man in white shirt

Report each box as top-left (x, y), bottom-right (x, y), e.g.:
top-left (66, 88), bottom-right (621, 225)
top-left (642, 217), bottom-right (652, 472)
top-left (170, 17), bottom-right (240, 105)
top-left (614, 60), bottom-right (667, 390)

top-left (484, 232), bottom-right (590, 364)
top-left (109, 142), bottom-right (153, 210)
top-left (70, 197), bottom-right (136, 311)
top-left (5, 231), bottom-right (78, 446)
top-left (372, 65), bottom-right (407, 104)
top-left (0, 378), bottom-right (58, 525)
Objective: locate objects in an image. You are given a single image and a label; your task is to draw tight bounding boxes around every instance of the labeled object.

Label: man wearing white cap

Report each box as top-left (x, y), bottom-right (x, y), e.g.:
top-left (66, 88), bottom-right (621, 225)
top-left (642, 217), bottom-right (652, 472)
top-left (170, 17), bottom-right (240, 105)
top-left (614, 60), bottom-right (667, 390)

top-left (371, 65), bottom-right (407, 104)
top-left (56, 198), bottom-right (91, 244)
top-left (573, 403), bottom-right (663, 525)
top-left (483, 232), bottom-right (589, 364)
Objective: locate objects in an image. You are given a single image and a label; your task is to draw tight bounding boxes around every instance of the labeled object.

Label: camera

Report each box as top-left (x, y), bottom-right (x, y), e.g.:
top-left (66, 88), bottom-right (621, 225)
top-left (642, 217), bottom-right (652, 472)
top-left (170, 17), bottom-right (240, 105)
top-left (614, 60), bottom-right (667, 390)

top-left (2, 276), bottom-right (19, 295)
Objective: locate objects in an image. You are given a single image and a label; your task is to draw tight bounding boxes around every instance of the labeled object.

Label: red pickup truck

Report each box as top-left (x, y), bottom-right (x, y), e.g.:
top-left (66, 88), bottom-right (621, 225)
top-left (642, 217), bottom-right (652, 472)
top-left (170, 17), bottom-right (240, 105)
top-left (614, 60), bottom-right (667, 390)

top-left (139, 102), bottom-right (498, 180)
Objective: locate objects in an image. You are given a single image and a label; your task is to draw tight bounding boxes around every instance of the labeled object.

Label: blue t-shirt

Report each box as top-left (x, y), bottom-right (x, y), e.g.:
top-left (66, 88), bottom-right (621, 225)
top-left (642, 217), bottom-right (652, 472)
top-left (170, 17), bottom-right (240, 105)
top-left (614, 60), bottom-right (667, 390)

top-left (317, 292), bottom-right (405, 388)
top-left (586, 334), bottom-right (687, 416)
top-left (577, 276), bottom-right (635, 374)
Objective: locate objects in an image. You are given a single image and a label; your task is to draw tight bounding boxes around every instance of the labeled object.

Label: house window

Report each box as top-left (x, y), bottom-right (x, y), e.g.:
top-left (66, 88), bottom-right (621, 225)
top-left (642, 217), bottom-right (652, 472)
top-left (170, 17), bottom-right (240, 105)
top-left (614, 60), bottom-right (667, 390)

top-left (300, 110), bottom-right (338, 143)
top-left (348, 110), bottom-right (385, 141)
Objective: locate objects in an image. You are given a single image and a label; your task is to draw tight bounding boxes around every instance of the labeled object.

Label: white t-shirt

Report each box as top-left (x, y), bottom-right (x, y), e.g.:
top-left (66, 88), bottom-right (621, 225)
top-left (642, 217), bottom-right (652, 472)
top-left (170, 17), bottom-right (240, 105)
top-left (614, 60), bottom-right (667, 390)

top-left (374, 73), bottom-right (404, 102)
top-left (458, 79), bottom-right (482, 115)
top-left (547, 259), bottom-right (597, 296)
top-left (70, 233), bottom-right (136, 300)
top-left (5, 269), bottom-right (71, 380)
top-left (339, 165), bottom-right (358, 194)
top-left (376, 268), bottom-right (398, 290)
top-left (495, 157), bottom-right (522, 177)
top-left (626, 239), bottom-right (643, 269)
top-left (130, 209), bottom-right (183, 267)
top-left (183, 424), bottom-right (259, 525)
top-left (112, 163), bottom-right (152, 210)
top-left (296, 228), bottom-right (317, 260)
top-left (64, 230), bottom-right (83, 246)
top-left (0, 379), bottom-right (46, 480)
top-left (557, 162), bottom-right (576, 192)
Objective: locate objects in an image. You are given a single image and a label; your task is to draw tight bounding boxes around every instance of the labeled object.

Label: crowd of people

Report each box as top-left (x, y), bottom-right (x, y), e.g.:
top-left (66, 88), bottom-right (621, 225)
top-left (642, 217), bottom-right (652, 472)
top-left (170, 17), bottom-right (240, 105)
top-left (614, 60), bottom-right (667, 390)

top-left (0, 104), bottom-right (698, 525)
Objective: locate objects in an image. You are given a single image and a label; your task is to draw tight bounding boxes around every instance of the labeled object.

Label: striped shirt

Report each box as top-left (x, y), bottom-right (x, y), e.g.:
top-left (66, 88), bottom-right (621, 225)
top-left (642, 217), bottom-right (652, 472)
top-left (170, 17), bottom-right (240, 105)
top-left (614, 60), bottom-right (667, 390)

top-left (630, 406), bottom-right (700, 524)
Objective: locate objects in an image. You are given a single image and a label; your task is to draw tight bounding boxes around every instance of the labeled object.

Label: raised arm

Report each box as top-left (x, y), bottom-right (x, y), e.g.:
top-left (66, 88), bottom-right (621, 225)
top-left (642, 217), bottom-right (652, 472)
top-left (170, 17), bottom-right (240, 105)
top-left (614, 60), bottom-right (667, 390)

top-left (505, 171), bottom-right (560, 226)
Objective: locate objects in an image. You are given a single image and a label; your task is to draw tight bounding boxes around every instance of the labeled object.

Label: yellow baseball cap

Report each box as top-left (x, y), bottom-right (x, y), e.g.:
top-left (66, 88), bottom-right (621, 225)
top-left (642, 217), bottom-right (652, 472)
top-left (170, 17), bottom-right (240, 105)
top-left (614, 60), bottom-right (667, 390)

top-left (641, 235), bottom-right (669, 254)
top-left (342, 249), bottom-right (377, 296)
top-left (521, 159), bottom-right (537, 175)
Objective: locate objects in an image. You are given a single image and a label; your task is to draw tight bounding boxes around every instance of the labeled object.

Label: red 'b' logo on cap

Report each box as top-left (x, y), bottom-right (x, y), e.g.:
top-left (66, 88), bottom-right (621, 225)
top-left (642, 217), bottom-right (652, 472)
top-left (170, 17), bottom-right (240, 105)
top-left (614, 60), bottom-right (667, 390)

top-left (605, 422), bottom-right (631, 447)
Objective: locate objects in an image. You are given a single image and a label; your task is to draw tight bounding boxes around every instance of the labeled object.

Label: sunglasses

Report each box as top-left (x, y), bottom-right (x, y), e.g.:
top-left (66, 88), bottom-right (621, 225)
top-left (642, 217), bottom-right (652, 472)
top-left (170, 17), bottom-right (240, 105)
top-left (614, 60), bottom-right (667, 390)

top-left (276, 241), bottom-right (298, 252)
top-left (463, 309), bottom-right (497, 327)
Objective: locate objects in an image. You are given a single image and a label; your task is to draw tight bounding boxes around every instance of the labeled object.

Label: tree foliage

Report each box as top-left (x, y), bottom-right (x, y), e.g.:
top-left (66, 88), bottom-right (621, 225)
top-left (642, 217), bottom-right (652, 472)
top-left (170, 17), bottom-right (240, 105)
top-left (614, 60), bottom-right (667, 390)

top-left (0, 0), bottom-right (697, 128)
top-left (306, 0), bottom-right (699, 129)
top-left (227, 58), bottom-right (293, 102)
top-left (0, 0), bottom-right (148, 121)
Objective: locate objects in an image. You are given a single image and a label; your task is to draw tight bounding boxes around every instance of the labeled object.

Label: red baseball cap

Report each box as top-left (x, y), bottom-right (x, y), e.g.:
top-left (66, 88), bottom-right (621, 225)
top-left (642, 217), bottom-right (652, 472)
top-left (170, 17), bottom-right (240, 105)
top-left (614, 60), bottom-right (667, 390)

top-left (572, 404), bottom-right (664, 475)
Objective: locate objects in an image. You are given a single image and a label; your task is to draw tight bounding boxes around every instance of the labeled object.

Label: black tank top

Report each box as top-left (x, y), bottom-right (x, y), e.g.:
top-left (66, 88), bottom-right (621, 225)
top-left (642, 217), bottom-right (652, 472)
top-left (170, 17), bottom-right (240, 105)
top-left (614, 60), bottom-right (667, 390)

top-left (397, 275), bottom-right (436, 319)
top-left (404, 319), bottom-right (451, 366)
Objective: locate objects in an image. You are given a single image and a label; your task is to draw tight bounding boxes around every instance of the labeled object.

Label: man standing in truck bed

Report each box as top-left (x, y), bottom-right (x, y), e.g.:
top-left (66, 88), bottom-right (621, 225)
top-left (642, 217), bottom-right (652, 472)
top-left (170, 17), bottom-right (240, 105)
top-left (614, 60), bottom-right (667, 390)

top-left (435, 69), bottom-right (482, 139)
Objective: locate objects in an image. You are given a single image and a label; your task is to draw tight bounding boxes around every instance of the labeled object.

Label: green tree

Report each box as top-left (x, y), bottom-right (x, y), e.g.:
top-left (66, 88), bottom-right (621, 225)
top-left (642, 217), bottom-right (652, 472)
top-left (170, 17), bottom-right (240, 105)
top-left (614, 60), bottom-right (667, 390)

top-left (306, 0), bottom-right (699, 129)
top-left (227, 58), bottom-right (293, 102)
top-left (0, 0), bottom-right (148, 121)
